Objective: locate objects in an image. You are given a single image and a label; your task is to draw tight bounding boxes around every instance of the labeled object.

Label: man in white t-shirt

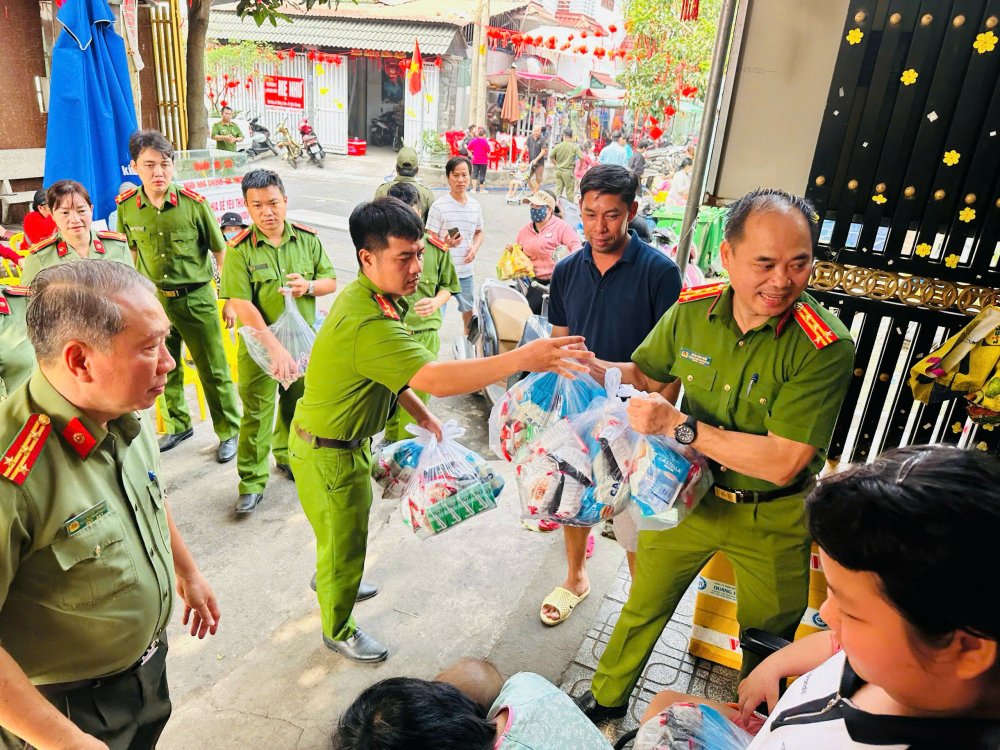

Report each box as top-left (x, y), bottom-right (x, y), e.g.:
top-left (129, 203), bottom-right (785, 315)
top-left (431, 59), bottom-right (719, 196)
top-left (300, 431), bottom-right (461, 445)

top-left (426, 156), bottom-right (484, 334)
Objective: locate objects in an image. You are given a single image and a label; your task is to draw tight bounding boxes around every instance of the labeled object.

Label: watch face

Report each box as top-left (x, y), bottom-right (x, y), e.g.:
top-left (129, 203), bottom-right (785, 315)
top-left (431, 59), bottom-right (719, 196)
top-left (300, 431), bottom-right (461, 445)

top-left (675, 423), bottom-right (696, 445)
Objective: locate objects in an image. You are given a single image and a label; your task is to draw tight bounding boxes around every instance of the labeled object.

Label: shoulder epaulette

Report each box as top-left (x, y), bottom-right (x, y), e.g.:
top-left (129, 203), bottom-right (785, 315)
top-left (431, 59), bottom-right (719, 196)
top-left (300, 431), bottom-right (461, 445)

top-left (373, 293), bottom-right (400, 321)
top-left (27, 236), bottom-right (58, 255)
top-left (1, 414), bottom-right (52, 486)
top-left (2, 285), bottom-right (30, 297)
top-left (178, 186), bottom-right (206, 203)
top-left (426, 235), bottom-right (449, 251)
top-left (227, 227), bottom-right (252, 248)
top-left (792, 301), bottom-right (841, 349)
top-left (115, 186), bottom-right (138, 204)
top-left (292, 222), bottom-right (318, 235)
top-left (678, 281), bottom-right (728, 304)
top-left (97, 230), bottom-right (127, 241)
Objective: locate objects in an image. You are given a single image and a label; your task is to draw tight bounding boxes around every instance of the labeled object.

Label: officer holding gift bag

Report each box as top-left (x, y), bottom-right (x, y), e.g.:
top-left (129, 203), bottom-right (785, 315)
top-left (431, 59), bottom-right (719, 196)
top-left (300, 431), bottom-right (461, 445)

top-left (220, 169), bottom-right (337, 515)
top-left (289, 197), bottom-right (594, 664)
top-left (576, 189), bottom-right (855, 723)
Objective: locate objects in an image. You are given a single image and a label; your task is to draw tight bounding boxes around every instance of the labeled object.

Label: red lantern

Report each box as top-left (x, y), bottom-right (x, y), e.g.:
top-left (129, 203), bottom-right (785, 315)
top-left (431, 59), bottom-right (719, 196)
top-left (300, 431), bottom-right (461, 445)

top-left (567, 33), bottom-right (574, 41)
top-left (594, 29), bottom-right (604, 37)
top-left (608, 23), bottom-right (617, 33)
top-left (534, 35), bottom-right (543, 45)
top-left (664, 104), bottom-right (676, 117)
top-left (399, 58), bottom-right (408, 69)
top-left (334, 55), bottom-right (342, 66)
top-left (206, 75), bottom-right (212, 82)
top-left (434, 57), bottom-right (442, 67)
top-left (649, 116), bottom-right (658, 125)
top-left (223, 73), bottom-right (229, 80)
top-left (580, 30), bottom-right (587, 38)
top-left (578, 44), bottom-right (588, 53)
top-left (287, 49), bottom-right (296, 59)
top-left (276, 51), bottom-right (285, 60)
top-left (511, 32), bottom-right (521, 44)
top-left (649, 125), bottom-right (663, 140)
top-left (307, 50), bottom-right (316, 61)
top-left (594, 47), bottom-right (606, 58)
top-left (220, 99), bottom-right (227, 107)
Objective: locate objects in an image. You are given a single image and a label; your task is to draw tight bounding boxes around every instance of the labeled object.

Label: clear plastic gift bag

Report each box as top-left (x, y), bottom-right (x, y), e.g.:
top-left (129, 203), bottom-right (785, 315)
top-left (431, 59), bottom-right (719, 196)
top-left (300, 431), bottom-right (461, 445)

top-left (489, 371), bottom-right (606, 462)
top-left (238, 288), bottom-right (316, 389)
top-left (394, 421), bottom-right (503, 538)
top-left (628, 437), bottom-right (712, 532)
top-left (634, 703), bottom-right (752, 750)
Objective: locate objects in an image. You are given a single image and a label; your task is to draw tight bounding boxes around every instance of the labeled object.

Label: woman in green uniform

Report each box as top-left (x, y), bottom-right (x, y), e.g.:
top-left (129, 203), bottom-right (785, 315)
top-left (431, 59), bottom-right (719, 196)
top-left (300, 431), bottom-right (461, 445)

top-left (20, 180), bottom-right (134, 286)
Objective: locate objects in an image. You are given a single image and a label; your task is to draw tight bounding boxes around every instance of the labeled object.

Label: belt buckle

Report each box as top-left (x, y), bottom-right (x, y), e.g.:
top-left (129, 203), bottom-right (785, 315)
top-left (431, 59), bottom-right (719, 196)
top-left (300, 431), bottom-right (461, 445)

top-left (714, 486), bottom-right (738, 503)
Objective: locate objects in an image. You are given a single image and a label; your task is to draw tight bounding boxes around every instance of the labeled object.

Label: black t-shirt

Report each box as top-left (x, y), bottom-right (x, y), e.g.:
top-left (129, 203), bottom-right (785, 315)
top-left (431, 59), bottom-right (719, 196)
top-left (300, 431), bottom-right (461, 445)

top-left (629, 151), bottom-right (647, 176)
top-left (527, 135), bottom-right (545, 164)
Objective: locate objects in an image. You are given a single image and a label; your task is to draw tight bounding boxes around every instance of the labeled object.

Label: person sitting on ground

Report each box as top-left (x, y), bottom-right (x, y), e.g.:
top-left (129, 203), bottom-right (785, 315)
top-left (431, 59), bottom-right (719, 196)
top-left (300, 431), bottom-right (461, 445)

top-left (637, 444), bottom-right (1000, 749)
top-left (20, 189), bottom-right (56, 251)
top-left (510, 190), bottom-right (582, 314)
top-left (334, 660), bottom-right (614, 750)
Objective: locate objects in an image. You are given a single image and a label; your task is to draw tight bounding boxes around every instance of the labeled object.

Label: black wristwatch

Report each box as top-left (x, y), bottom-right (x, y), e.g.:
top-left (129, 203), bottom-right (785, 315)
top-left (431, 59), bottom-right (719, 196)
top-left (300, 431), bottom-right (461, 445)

top-left (674, 415), bottom-right (698, 445)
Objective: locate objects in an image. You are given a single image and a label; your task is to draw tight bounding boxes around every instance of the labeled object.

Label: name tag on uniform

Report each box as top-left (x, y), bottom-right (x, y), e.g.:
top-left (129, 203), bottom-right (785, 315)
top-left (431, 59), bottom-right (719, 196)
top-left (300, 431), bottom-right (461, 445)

top-left (63, 500), bottom-right (109, 537)
top-left (128, 226), bottom-right (145, 232)
top-left (251, 263), bottom-right (269, 271)
top-left (680, 348), bottom-right (712, 367)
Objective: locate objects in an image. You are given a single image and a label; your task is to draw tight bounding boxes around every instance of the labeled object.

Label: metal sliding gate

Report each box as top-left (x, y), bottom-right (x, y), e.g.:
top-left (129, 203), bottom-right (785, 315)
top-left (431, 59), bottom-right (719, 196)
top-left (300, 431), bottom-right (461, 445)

top-left (804, 0), bottom-right (1000, 461)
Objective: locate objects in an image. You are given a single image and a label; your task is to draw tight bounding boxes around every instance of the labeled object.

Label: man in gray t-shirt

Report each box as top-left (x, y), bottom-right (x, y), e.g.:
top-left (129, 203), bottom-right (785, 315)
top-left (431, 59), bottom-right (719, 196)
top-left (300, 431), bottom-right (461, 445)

top-left (425, 157), bottom-right (484, 333)
top-left (525, 126), bottom-right (547, 192)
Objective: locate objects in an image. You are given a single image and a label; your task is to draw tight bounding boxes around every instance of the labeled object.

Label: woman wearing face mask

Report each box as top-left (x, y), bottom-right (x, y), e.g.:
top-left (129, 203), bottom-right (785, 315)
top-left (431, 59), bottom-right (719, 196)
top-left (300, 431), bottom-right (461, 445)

top-left (20, 180), bottom-right (134, 286)
top-left (509, 190), bottom-right (582, 314)
top-left (220, 211), bottom-right (248, 242)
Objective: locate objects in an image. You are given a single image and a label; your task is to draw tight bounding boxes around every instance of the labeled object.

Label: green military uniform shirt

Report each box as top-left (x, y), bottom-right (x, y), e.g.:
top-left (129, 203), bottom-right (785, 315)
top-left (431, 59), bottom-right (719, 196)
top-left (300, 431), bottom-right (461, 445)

top-left (373, 176), bottom-right (436, 222)
top-left (294, 273), bottom-right (437, 441)
top-left (219, 221), bottom-right (336, 327)
top-left (20, 229), bottom-right (134, 286)
top-left (0, 371), bottom-right (174, 684)
top-left (0, 286), bottom-right (34, 402)
top-left (549, 140), bottom-right (585, 172)
top-left (632, 283), bottom-right (855, 491)
top-left (211, 121), bottom-right (243, 152)
top-left (116, 183), bottom-right (226, 290)
top-left (400, 234), bottom-right (462, 333)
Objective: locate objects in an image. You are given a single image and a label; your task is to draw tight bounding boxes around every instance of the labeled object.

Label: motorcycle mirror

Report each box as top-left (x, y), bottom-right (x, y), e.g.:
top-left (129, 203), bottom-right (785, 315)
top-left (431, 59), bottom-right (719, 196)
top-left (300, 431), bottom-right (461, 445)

top-left (551, 245), bottom-right (569, 263)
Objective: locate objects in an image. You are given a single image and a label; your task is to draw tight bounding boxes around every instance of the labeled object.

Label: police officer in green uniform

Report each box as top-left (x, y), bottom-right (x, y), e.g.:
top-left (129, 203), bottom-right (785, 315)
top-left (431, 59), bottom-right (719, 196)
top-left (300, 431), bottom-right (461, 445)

top-left (117, 129), bottom-right (241, 462)
top-left (381, 181), bottom-right (462, 444)
top-left (20, 180), bottom-right (133, 287)
top-left (373, 147), bottom-right (436, 222)
top-left (0, 261), bottom-right (220, 750)
top-left (290, 197), bottom-right (593, 662)
top-left (575, 189), bottom-right (856, 723)
top-left (0, 284), bottom-right (33, 403)
top-left (210, 106), bottom-right (243, 152)
top-left (220, 169), bottom-right (337, 514)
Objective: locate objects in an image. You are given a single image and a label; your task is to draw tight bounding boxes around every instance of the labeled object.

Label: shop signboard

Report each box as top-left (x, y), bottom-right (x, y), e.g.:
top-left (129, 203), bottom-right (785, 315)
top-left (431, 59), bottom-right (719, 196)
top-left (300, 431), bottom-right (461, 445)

top-left (263, 75), bottom-right (305, 110)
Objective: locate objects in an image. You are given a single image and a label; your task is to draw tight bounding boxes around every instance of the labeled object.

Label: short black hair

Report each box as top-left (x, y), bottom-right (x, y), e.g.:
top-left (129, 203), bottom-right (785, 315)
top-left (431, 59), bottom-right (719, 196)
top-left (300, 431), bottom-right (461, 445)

top-left (349, 197), bottom-right (424, 265)
top-left (579, 164), bottom-right (638, 206)
top-left (808, 445), bottom-right (1000, 647)
top-left (678, 157), bottom-right (693, 169)
top-left (221, 105), bottom-right (233, 113)
top-left (638, 139), bottom-right (652, 149)
top-left (32, 189), bottom-right (47, 211)
top-left (129, 129), bottom-right (174, 162)
top-left (446, 156), bottom-right (472, 177)
top-left (333, 677), bottom-right (494, 750)
top-left (724, 187), bottom-right (820, 247)
top-left (397, 165), bottom-right (418, 178)
top-left (241, 169), bottom-right (285, 199)
top-left (610, 129), bottom-right (622, 140)
top-left (387, 180), bottom-right (420, 208)
top-left (562, 127), bottom-right (574, 138)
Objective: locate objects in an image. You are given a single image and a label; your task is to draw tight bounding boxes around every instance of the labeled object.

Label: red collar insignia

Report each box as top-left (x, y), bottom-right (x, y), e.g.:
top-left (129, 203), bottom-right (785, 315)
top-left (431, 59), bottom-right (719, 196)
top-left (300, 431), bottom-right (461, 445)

top-left (93, 239), bottom-right (105, 254)
top-left (0, 295), bottom-right (9, 315)
top-left (62, 417), bottom-right (98, 459)
top-left (57, 242), bottom-right (68, 257)
top-left (374, 293), bottom-right (400, 320)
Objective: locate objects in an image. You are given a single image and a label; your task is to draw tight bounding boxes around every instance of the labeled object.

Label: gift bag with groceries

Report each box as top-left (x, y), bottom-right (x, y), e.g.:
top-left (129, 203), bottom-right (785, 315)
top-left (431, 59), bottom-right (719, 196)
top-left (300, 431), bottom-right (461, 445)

top-left (238, 288), bottom-right (316, 388)
top-left (489, 371), bottom-right (606, 462)
top-left (634, 703), bottom-right (752, 750)
top-left (374, 421), bottom-right (504, 538)
top-left (516, 369), bottom-right (711, 528)
top-left (496, 243), bottom-right (534, 280)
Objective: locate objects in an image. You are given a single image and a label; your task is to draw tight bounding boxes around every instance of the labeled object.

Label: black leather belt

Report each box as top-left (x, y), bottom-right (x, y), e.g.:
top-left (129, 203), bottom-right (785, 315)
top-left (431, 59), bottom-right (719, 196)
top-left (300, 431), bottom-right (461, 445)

top-left (712, 476), bottom-right (814, 504)
top-left (36, 639), bottom-right (160, 696)
top-left (158, 281), bottom-right (208, 298)
top-left (294, 424), bottom-right (364, 450)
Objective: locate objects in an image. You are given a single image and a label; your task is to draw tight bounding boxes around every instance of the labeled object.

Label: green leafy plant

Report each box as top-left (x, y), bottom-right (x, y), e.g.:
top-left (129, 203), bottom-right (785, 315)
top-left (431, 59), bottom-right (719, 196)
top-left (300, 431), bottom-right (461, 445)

top-left (234, 0), bottom-right (357, 27)
top-left (422, 129), bottom-right (451, 156)
top-left (204, 41), bottom-right (276, 115)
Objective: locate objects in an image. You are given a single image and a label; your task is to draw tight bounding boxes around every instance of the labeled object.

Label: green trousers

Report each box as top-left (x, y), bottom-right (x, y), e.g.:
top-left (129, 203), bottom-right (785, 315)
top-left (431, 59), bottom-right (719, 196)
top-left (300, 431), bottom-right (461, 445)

top-left (236, 343), bottom-right (304, 494)
top-left (159, 283), bottom-right (240, 439)
top-left (0, 637), bottom-right (170, 750)
top-left (290, 429), bottom-right (372, 641)
top-left (554, 170), bottom-right (575, 202)
top-left (591, 493), bottom-right (811, 707)
top-left (383, 329), bottom-right (439, 443)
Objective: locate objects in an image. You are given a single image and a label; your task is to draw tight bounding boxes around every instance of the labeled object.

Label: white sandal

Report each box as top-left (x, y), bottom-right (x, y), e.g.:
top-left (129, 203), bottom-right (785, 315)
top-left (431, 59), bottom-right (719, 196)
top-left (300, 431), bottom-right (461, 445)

top-left (540, 586), bottom-right (590, 626)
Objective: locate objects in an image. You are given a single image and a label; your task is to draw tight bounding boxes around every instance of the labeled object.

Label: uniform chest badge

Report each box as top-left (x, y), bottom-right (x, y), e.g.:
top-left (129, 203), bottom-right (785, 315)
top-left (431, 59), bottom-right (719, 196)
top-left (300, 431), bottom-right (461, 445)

top-left (680, 348), bottom-right (712, 367)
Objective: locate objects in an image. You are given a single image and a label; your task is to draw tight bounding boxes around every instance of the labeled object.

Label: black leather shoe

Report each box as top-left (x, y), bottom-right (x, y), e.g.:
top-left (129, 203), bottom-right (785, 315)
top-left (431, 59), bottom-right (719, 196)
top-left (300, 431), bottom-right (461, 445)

top-left (158, 428), bottom-right (193, 453)
top-left (217, 436), bottom-right (238, 463)
top-left (235, 493), bottom-right (263, 514)
top-left (574, 690), bottom-right (628, 724)
top-left (310, 573), bottom-right (378, 601)
top-left (323, 628), bottom-right (388, 663)
top-left (275, 463), bottom-right (295, 481)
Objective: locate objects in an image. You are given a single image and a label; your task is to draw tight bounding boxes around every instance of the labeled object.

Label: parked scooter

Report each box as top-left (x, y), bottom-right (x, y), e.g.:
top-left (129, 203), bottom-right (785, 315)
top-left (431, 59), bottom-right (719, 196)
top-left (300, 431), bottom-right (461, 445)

top-left (298, 117), bottom-right (326, 168)
top-left (274, 118), bottom-right (302, 169)
top-left (370, 110), bottom-right (401, 150)
top-left (240, 116), bottom-right (280, 158)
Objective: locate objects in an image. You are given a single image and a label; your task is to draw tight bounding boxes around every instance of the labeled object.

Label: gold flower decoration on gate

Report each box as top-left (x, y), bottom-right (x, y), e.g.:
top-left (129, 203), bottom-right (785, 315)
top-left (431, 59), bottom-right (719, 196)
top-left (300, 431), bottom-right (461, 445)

top-left (847, 28), bottom-right (864, 44)
top-left (974, 30), bottom-right (998, 53)
top-left (915, 243), bottom-right (932, 257)
top-left (945, 254), bottom-right (960, 268)
top-left (943, 150), bottom-right (961, 166)
top-left (900, 69), bottom-right (919, 85)
top-left (872, 194), bottom-right (887, 204)
top-left (960, 207), bottom-right (977, 222)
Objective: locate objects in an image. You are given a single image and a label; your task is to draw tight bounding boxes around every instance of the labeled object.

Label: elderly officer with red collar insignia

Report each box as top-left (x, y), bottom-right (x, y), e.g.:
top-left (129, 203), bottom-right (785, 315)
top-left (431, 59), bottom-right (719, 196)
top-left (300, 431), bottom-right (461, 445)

top-left (575, 188), bottom-right (856, 724)
top-left (0, 261), bottom-right (219, 750)
top-left (116, 129), bottom-right (241, 464)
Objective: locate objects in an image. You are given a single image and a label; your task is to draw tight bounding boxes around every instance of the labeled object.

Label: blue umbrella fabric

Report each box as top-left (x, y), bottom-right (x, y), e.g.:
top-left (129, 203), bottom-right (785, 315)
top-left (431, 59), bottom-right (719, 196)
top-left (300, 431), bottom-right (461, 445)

top-left (44, 0), bottom-right (139, 223)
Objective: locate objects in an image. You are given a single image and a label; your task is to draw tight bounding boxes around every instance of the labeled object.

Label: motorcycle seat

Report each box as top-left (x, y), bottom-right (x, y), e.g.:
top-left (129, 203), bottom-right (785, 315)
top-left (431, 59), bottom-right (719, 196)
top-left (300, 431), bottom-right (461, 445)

top-left (491, 297), bottom-right (533, 350)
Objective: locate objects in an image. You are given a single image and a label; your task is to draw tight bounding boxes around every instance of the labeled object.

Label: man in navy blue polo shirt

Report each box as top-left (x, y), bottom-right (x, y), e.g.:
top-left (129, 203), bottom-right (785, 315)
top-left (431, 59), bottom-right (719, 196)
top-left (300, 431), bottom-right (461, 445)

top-left (540, 164), bottom-right (682, 627)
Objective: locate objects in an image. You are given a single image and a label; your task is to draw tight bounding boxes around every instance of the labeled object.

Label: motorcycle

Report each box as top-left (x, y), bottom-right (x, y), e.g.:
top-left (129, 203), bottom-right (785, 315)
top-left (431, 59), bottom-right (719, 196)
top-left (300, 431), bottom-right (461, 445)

top-left (274, 118), bottom-right (302, 169)
top-left (370, 110), bottom-right (401, 150)
top-left (298, 117), bottom-right (326, 168)
top-left (651, 225), bottom-right (709, 286)
top-left (240, 116), bottom-right (280, 158)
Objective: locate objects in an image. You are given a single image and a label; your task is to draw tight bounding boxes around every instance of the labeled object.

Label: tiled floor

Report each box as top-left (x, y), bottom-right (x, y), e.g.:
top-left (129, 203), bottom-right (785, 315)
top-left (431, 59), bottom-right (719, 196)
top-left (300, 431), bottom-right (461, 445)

top-left (560, 559), bottom-right (740, 744)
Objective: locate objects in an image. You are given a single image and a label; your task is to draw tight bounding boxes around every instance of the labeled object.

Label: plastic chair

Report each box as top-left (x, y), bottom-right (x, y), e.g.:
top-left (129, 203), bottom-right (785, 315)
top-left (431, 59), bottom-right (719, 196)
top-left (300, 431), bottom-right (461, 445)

top-left (445, 130), bottom-right (465, 157)
top-left (488, 138), bottom-right (508, 170)
top-left (512, 135), bottom-right (527, 164)
top-left (496, 133), bottom-right (513, 165)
